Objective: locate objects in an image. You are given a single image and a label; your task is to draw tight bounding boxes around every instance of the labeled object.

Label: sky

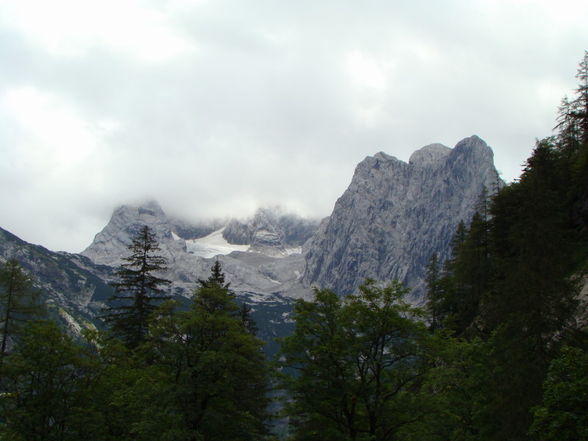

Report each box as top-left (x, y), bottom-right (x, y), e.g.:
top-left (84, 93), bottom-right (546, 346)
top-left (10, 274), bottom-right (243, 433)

top-left (0, 0), bottom-right (587, 253)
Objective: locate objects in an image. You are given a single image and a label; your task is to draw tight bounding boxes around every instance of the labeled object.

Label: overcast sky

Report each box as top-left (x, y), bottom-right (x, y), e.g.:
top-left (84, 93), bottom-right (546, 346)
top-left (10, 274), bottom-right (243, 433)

top-left (1, 0), bottom-right (587, 253)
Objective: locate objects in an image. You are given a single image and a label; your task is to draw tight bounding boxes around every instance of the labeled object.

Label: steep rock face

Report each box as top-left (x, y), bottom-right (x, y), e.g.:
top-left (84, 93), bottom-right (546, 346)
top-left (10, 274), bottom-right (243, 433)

top-left (302, 135), bottom-right (502, 299)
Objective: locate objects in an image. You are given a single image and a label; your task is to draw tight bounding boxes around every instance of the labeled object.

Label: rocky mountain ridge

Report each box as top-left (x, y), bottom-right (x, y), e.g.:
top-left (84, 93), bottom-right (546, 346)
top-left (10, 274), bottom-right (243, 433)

top-left (303, 135), bottom-right (502, 299)
top-left (81, 203), bottom-right (315, 299)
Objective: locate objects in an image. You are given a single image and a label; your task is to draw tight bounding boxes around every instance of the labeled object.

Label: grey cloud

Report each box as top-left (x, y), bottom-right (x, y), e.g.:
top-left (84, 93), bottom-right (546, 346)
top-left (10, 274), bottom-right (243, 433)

top-left (0, 1), bottom-right (587, 252)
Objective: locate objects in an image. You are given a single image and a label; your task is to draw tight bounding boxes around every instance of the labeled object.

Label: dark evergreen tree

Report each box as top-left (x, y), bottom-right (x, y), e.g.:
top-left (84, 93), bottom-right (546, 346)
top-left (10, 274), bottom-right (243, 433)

top-left (0, 259), bottom-right (44, 364)
top-left (102, 225), bottom-right (171, 348)
top-left (148, 262), bottom-right (269, 441)
top-left (425, 253), bottom-right (443, 331)
top-left (575, 51), bottom-right (588, 144)
top-left (198, 260), bottom-right (230, 289)
top-left (479, 141), bottom-right (579, 441)
top-left (239, 302), bottom-right (258, 335)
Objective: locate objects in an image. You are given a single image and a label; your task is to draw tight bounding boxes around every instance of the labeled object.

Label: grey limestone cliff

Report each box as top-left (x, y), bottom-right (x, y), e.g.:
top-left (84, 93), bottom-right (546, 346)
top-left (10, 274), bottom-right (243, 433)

top-left (302, 135), bottom-right (502, 300)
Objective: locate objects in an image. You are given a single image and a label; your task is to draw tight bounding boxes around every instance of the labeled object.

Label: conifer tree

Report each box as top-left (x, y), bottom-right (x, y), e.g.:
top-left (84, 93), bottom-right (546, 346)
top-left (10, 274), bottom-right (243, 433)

top-left (575, 51), bottom-right (588, 144)
top-left (425, 253), bottom-right (443, 331)
top-left (149, 261), bottom-right (269, 441)
top-left (102, 225), bottom-right (171, 348)
top-left (0, 259), bottom-right (44, 363)
top-left (198, 259), bottom-right (229, 289)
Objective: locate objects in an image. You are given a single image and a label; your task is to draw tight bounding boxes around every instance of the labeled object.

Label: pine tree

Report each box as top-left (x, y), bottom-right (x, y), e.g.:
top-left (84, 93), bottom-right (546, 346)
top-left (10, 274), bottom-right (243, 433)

top-left (102, 225), bottom-right (171, 348)
top-left (198, 260), bottom-right (230, 289)
top-left (0, 259), bottom-right (44, 364)
top-left (149, 261), bottom-right (269, 441)
top-left (477, 141), bottom-right (579, 441)
top-left (575, 51), bottom-right (588, 145)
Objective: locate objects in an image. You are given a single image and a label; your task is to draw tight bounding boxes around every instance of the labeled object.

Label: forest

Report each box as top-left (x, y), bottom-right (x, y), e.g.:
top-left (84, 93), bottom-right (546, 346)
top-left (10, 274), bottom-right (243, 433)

top-left (0, 52), bottom-right (587, 441)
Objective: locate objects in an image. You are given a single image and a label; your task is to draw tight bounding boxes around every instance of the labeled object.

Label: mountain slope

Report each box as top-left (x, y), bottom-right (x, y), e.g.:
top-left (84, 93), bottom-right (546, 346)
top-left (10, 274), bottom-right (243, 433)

top-left (0, 227), bottom-right (113, 332)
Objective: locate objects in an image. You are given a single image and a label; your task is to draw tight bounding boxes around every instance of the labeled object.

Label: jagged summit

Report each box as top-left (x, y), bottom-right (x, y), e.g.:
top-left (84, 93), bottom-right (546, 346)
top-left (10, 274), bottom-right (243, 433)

top-left (302, 135), bottom-right (503, 299)
top-left (409, 143), bottom-right (451, 167)
top-left (82, 200), bottom-right (182, 266)
top-left (455, 134), bottom-right (490, 151)
top-left (373, 151), bottom-right (398, 161)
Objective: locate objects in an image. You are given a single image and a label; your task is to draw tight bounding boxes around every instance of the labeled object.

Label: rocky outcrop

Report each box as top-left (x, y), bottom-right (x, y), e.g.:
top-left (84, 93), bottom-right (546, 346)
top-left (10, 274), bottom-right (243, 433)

top-left (302, 135), bottom-right (502, 300)
top-left (81, 200), bottom-right (187, 266)
top-left (223, 207), bottom-right (319, 255)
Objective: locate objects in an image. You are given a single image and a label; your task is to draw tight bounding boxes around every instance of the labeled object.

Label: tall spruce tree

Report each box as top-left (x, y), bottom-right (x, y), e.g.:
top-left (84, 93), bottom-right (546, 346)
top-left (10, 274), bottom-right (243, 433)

top-left (0, 259), bottom-right (44, 364)
top-left (148, 261), bottom-right (269, 441)
top-left (102, 225), bottom-right (171, 348)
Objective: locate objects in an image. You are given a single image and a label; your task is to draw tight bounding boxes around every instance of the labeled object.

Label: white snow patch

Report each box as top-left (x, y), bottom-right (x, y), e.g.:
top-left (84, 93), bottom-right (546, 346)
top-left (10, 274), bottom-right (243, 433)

top-left (186, 228), bottom-right (249, 258)
top-left (284, 247), bottom-right (302, 256)
top-left (171, 231), bottom-right (181, 241)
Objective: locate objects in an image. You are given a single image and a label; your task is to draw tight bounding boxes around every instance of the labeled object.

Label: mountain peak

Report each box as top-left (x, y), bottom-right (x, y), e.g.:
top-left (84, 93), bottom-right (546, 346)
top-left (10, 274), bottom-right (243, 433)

top-left (373, 151), bottom-right (397, 161)
top-left (409, 143), bottom-right (451, 167)
top-left (82, 200), bottom-right (180, 265)
top-left (303, 135), bottom-right (502, 299)
top-left (454, 135), bottom-right (491, 153)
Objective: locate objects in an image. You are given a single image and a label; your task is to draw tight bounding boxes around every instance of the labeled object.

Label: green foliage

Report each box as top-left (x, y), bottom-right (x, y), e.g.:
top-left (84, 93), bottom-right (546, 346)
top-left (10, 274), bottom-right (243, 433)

top-left (102, 225), bottom-right (171, 348)
top-left (146, 262), bottom-right (271, 441)
top-left (406, 336), bottom-right (493, 441)
top-left (426, 211), bottom-right (492, 338)
top-left (0, 321), bottom-right (101, 441)
top-left (530, 345), bottom-right (588, 441)
top-left (0, 262), bottom-right (271, 441)
top-left (0, 259), bottom-right (45, 362)
top-left (278, 280), bottom-right (432, 441)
